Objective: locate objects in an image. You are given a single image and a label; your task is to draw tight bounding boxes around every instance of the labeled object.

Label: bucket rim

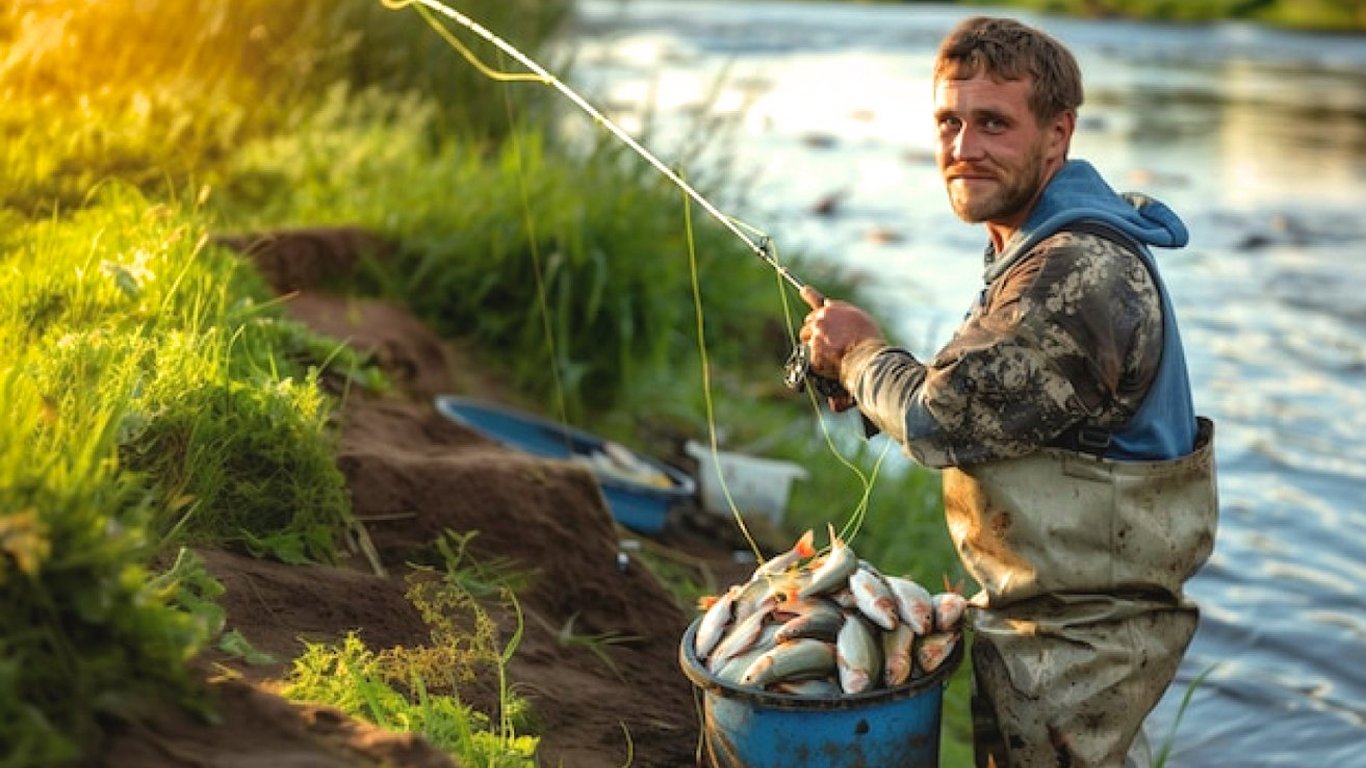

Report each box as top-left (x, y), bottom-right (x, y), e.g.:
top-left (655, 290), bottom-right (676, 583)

top-left (678, 616), bottom-right (963, 711)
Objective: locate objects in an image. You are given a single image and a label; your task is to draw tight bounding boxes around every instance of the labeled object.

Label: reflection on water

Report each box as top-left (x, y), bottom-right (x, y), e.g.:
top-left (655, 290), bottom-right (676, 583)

top-left (563, 2), bottom-right (1366, 765)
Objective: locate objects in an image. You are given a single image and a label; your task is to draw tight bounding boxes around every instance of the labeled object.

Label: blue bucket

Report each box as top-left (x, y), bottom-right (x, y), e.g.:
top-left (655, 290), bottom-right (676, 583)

top-left (434, 395), bottom-right (695, 534)
top-left (679, 617), bottom-right (962, 768)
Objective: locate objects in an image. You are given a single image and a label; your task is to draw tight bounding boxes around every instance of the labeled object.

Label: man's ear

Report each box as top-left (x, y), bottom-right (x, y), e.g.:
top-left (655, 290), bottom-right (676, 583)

top-left (1051, 109), bottom-right (1077, 160)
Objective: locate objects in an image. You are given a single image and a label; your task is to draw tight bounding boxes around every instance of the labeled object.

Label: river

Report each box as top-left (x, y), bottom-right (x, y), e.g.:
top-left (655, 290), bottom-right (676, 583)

top-left (558, 1), bottom-right (1366, 765)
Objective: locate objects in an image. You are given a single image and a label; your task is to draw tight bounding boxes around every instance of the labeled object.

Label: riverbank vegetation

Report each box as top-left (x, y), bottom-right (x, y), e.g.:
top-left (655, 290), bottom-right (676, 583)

top-left (904, 0), bottom-right (1365, 33)
top-left (2, 0), bottom-right (964, 764)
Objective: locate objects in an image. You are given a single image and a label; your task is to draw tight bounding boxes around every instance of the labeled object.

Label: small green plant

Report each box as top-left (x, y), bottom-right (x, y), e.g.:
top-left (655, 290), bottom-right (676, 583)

top-left (282, 528), bottom-right (540, 765)
top-left (1154, 663), bottom-right (1220, 768)
top-left (542, 610), bottom-right (642, 681)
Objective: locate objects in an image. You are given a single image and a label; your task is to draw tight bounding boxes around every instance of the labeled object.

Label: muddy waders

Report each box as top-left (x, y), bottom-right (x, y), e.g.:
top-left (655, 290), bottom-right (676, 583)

top-left (944, 418), bottom-right (1217, 767)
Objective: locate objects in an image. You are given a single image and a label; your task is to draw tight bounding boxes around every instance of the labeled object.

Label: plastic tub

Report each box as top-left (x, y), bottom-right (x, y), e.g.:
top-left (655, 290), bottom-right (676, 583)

top-left (434, 396), bottom-right (695, 534)
top-left (683, 441), bottom-right (809, 526)
top-left (679, 617), bottom-right (961, 768)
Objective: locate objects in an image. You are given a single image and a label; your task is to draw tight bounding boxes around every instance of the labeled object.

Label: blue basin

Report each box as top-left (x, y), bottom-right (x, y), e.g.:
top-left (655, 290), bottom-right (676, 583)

top-left (434, 395), bottom-right (695, 534)
top-left (679, 617), bottom-right (962, 767)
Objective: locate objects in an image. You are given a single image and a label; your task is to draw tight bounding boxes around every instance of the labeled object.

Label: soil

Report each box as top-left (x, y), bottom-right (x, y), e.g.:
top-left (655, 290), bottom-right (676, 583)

top-left (99, 227), bottom-right (767, 768)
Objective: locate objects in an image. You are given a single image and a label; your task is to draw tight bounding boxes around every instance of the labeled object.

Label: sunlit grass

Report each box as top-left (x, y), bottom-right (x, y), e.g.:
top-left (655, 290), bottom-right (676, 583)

top-left (0, 185), bottom-right (389, 757)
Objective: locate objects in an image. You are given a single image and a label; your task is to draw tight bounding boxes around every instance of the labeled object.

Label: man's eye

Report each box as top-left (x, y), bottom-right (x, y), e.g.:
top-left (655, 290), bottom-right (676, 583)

top-left (983, 118), bottom-right (1008, 132)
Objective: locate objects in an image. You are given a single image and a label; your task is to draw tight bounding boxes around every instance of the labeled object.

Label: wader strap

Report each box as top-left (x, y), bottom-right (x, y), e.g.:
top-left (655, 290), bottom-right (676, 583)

top-left (1044, 219), bottom-right (1150, 460)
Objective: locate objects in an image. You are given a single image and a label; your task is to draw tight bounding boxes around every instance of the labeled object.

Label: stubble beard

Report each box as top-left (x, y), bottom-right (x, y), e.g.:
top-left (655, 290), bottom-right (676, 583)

top-left (946, 152), bottom-right (1045, 225)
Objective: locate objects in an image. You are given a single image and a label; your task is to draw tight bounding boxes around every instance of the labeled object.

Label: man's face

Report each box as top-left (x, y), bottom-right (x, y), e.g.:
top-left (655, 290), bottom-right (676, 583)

top-left (933, 73), bottom-right (1068, 227)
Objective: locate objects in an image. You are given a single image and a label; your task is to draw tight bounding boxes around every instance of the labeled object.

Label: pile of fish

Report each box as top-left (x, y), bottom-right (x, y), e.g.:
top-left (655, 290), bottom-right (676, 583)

top-left (692, 525), bottom-right (965, 697)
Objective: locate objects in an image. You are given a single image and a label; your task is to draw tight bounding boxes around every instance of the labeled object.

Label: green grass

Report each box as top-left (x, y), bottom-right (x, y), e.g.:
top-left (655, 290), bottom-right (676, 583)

top-left (0, 185), bottom-right (387, 760)
top-left (825, 0), bottom-right (1365, 32)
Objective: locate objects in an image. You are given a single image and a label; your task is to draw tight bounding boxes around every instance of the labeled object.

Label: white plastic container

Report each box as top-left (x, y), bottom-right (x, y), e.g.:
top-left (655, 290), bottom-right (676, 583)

top-left (684, 441), bottom-right (810, 526)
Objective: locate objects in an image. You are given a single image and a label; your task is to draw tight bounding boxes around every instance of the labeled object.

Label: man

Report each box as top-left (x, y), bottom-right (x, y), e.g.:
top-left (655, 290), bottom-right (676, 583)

top-left (797, 16), bottom-right (1218, 768)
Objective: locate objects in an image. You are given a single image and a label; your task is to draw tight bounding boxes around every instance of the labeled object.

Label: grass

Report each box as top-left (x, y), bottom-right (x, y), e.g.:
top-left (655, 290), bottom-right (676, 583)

top-left (0, 182), bottom-right (391, 760)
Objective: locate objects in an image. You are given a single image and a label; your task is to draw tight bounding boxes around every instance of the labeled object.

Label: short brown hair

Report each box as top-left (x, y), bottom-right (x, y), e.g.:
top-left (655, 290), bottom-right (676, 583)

top-left (933, 17), bottom-right (1083, 122)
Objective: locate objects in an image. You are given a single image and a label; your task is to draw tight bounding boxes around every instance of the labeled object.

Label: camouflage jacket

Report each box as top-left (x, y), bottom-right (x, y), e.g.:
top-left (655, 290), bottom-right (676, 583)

top-left (843, 231), bottom-right (1163, 468)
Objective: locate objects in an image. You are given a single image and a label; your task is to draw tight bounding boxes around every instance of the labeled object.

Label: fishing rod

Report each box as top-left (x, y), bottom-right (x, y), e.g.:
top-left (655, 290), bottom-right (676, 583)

top-left (384, 0), bottom-right (846, 398)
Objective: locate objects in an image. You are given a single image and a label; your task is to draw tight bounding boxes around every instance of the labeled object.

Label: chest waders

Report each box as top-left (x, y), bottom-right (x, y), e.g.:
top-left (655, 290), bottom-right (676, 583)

top-left (949, 225), bottom-right (1218, 767)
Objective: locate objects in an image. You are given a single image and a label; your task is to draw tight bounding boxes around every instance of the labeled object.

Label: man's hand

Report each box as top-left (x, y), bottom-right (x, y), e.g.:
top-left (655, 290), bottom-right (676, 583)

top-left (798, 286), bottom-right (885, 412)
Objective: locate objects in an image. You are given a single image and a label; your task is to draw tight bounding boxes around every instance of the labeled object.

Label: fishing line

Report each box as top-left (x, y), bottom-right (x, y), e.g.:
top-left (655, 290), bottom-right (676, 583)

top-left (681, 185), bottom-right (766, 558)
top-left (383, 0), bottom-right (889, 553)
top-left (381, 0), bottom-right (804, 290)
top-left (498, 52), bottom-right (572, 432)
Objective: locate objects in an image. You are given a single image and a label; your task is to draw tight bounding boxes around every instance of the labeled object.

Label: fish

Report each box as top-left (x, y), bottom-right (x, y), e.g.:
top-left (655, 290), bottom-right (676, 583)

top-left (849, 561), bottom-right (899, 631)
top-left (690, 521), bottom-right (963, 698)
top-left (835, 613), bottom-right (882, 694)
top-left (915, 630), bottom-right (960, 676)
top-left (932, 591), bottom-right (967, 632)
top-left (740, 637), bottom-right (837, 688)
top-left (771, 677), bottom-right (842, 698)
top-left (829, 586), bottom-right (858, 610)
top-left (798, 524), bottom-right (858, 599)
top-left (887, 575), bottom-right (934, 636)
top-left (695, 584), bottom-right (741, 660)
top-left (714, 624), bottom-right (782, 684)
top-left (708, 601), bottom-right (775, 672)
top-left (774, 598), bottom-right (845, 644)
top-left (751, 528), bottom-right (816, 581)
top-left (733, 576), bottom-right (782, 625)
top-left (882, 623), bottom-right (915, 687)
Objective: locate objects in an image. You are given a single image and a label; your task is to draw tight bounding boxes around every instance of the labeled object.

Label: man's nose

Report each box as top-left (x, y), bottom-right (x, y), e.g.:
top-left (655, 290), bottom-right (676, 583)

top-left (952, 126), bottom-right (984, 160)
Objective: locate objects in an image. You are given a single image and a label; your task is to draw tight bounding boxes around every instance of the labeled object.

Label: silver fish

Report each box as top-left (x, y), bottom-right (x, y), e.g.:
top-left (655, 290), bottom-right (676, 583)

top-left (740, 638), bottom-right (837, 688)
top-left (829, 586), bottom-right (858, 610)
top-left (774, 599), bottom-right (845, 644)
top-left (708, 602), bottom-right (775, 672)
top-left (695, 584), bottom-right (740, 660)
top-left (798, 524), bottom-right (858, 599)
top-left (732, 575), bottom-right (788, 627)
top-left (932, 591), bottom-right (967, 632)
top-left (751, 528), bottom-right (816, 581)
top-left (850, 562), bottom-right (899, 631)
top-left (886, 575), bottom-right (934, 636)
top-left (882, 623), bottom-right (915, 687)
top-left (714, 624), bottom-right (781, 684)
top-left (915, 630), bottom-right (960, 676)
top-left (835, 613), bottom-right (882, 694)
top-left (771, 677), bottom-right (842, 698)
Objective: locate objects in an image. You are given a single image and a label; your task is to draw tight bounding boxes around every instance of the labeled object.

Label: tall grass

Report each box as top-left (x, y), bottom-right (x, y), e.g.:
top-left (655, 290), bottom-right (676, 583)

top-left (211, 78), bottom-right (842, 423)
top-left (0, 0), bottom-right (571, 216)
top-left (0, 187), bottom-right (377, 759)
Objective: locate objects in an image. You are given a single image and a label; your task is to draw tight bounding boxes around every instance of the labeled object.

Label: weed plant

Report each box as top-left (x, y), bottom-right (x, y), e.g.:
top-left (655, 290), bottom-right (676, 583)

top-left (282, 530), bottom-right (539, 765)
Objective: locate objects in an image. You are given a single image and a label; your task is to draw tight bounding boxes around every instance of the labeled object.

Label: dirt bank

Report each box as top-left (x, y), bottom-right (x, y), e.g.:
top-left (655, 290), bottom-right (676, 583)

top-left (102, 227), bottom-right (757, 767)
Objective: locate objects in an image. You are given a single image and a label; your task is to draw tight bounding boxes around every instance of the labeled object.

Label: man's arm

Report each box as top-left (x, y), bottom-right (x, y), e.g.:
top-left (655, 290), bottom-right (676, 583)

top-left (807, 234), bottom-right (1161, 468)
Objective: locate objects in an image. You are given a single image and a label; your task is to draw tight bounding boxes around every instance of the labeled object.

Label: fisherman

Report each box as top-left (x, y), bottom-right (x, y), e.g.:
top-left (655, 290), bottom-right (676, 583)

top-left (797, 16), bottom-right (1218, 768)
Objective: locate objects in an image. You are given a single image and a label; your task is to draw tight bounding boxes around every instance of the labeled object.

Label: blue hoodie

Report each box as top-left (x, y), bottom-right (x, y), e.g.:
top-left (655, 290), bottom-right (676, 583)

top-left (993, 160), bottom-right (1197, 461)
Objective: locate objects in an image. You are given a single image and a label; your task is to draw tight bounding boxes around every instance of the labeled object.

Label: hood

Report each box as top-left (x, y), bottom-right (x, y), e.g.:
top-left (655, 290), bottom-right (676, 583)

top-left (984, 160), bottom-right (1189, 283)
